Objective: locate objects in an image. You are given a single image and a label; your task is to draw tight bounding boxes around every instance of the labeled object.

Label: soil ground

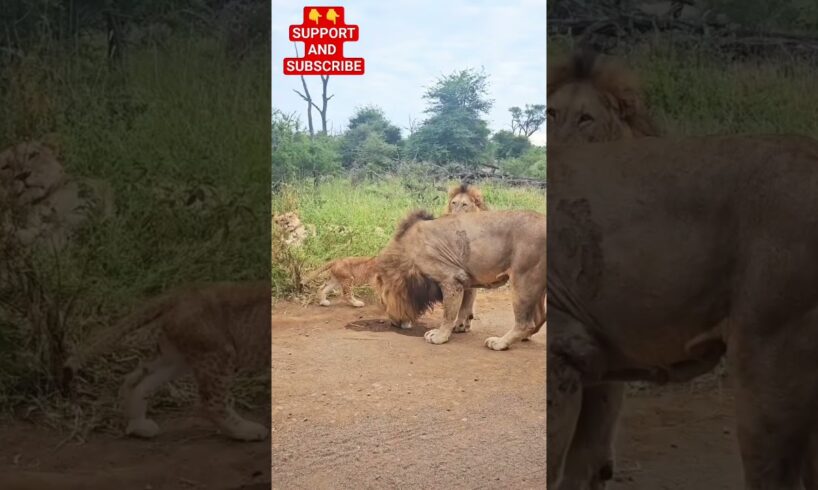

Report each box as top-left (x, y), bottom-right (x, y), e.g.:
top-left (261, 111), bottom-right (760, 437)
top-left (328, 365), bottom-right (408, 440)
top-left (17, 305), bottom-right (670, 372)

top-left (0, 288), bottom-right (743, 489)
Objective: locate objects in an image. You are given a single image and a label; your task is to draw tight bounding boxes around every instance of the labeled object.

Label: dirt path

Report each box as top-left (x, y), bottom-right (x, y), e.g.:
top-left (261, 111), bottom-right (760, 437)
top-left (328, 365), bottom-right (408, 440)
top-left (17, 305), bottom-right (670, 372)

top-left (0, 288), bottom-right (744, 489)
top-left (0, 415), bottom-right (270, 489)
top-left (271, 288), bottom-right (546, 489)
top-left (611, 387), bottom-right (742, 489)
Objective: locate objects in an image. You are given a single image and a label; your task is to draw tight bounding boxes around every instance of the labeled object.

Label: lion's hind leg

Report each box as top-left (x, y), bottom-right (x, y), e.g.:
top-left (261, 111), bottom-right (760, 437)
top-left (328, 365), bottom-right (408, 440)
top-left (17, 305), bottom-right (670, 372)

top-left (318, 277), bottom-right (340, 307)
top-left (121, 335), bottom-right (189, 438)
top-left (190, 348), bottom-right (268, 441)
top-left (485, 271), bottom-right (545, 351)
top-left (341, 278), bottom-right (365, 308)
top-left (730, 307), bottom-right (818, 489)
top-left (453, 288), bottom-right (476, 333)
top-left (523, 297), bottom-right (546, 342)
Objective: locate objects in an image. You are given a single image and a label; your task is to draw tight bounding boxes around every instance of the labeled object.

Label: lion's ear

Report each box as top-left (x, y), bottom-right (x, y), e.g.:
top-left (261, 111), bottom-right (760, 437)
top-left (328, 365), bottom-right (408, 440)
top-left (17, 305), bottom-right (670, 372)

top-left (41, 133), bottom-right (62, 156)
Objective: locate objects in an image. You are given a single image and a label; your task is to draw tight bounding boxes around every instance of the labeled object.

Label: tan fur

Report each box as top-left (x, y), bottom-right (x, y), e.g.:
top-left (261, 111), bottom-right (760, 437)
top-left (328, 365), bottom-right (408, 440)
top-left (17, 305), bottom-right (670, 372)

top-left (373, 209), bottom-right (546, 350)
top-left (444, 183), bottom-right (488, 215)
top-left (273, 211), bottom-right (311, 247)
top-left (1, 139), bottom-right (114, 248)
top-left (64, 281), bottom-right (270, 441)
top-left (547, 49), bottom-right (661, 144)
top-left (303, 256), bottom-right (378, 307)
top-left (548, 134), bottom-right (818, 488)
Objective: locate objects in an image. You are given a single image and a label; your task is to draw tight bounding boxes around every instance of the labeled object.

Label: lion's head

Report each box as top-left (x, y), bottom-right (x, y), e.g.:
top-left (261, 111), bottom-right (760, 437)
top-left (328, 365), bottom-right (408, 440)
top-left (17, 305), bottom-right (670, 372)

top-left (0, 139), bottom-right (65, 204)
top-left (444, 183), bottom-right (488, 215)
top-left (373, 210), bottom-right (443, 325)
top-left (273, 211), bottom-right (301, 232)
top-left (547, 49), bottom-right (660, 144)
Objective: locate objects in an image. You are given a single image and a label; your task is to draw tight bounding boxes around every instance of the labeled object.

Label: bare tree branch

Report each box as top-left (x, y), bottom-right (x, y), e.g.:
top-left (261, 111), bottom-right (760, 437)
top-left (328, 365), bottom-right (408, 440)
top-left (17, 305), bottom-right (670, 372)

top-left (293, 43), bottom-right (315, 136)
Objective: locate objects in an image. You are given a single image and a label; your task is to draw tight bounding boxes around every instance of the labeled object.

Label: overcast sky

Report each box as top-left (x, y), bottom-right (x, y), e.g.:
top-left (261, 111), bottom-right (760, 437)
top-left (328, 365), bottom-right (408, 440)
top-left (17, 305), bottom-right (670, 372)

top-left (271, 0), bottom-right (547, 145)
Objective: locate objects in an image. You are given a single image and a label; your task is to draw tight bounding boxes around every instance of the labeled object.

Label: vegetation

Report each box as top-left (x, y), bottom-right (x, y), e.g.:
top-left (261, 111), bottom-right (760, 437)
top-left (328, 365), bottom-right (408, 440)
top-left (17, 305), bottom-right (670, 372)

top-left (273, 66), bottom-right (546, 183)
top-left (271, 178), bottom-right (545, 298)
top-left (548, 37), bottom-right (818, 139)
top-left (0, 2), bottom-right (269, 429)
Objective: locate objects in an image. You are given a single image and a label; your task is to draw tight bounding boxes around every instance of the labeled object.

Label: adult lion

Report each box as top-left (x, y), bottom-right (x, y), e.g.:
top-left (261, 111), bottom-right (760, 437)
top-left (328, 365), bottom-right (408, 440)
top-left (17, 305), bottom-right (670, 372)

top-left (548, 134), bottom-right (818, 489)
top-left (373, 209), bottom-right (545, 350)
top-left (547, 49), bottom-right (661, 143)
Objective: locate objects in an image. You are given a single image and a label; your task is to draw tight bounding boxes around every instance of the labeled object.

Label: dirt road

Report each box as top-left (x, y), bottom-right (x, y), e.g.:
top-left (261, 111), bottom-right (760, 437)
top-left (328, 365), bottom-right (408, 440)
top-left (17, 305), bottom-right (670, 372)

top-left (271, 288), bottom-right (744, 489)
top-left (271, 288), bottom-right (547, 489)
top-left (0, 288), bottom-right (744, 489)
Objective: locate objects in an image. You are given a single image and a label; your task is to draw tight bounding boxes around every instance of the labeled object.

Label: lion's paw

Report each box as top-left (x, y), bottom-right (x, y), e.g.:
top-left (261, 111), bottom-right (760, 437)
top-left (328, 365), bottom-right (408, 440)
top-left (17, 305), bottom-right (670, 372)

top-left (350, 299), bottom-right (365, 308)
top-left (319, 299), bottom-right (331, 307)
top-left (484, 336), bottom-right (510, 351)
top-left (424, 328), bottom-right (450, 345)
top-left (453, 322), bottom-right (471, 333)
top-left (226, 420), bottom-right (269, 442)
top-left (126, 418), bottom-right (161, 438)
top-left (399, 321), bottom-right (413, 329)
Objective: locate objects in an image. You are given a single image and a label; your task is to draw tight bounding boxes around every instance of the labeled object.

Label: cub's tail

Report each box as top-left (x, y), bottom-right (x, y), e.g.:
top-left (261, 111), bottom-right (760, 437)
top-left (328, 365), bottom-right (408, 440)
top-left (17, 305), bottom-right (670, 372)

top-left (63, 291), bottom-right (177, 381)
top-left (301, 260), bottom-right (337, 285)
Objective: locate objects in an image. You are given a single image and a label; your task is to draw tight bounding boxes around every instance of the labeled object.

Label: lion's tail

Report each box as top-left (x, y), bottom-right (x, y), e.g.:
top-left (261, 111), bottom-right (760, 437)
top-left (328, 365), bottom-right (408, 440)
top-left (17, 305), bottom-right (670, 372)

top-left (301, 260), bottom-right (337, 285)
top-left (63, 292), bottom-right (177, 378)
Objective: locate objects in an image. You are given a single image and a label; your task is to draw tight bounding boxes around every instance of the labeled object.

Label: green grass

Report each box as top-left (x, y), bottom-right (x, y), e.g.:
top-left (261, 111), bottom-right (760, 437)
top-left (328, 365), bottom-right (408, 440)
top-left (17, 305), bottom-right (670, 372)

top-left (548, 37), bottom-right (818, 138)
top-left (271, 177), bottom-right (545, 297)
top-left (0, 35), bottom-right (270, 426)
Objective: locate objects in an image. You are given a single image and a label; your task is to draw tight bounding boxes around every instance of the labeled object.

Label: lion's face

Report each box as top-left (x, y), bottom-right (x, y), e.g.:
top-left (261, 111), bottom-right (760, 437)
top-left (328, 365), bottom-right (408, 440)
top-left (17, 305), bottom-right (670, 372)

top-left (0, 141), bottom-right (65, 203)
top-left (273, 211), bottom-right (301, 232)
top-left (547, 50), bottom-right (659, 145)
top-left (448, 192), bottom-right (480, 214)
top-left (445, 184), bottom-right (486, 215)
top-left (371, 272), bottom-right (408, 326)
top-left (547, 82), bottom-right (635, 144)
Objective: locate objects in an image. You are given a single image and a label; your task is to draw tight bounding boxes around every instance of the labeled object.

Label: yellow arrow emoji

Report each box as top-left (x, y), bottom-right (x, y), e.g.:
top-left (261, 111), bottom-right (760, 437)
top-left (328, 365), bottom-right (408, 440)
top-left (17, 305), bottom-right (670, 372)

top-left (308, 8), bottom-right (321, 24)
top-left (326, 8), bottom-right (340, 24)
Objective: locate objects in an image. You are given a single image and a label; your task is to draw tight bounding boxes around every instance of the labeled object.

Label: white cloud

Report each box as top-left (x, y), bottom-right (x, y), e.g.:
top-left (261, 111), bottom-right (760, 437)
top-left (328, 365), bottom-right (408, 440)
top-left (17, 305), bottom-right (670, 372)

top-left (272, 0), bottom-right (547, 138)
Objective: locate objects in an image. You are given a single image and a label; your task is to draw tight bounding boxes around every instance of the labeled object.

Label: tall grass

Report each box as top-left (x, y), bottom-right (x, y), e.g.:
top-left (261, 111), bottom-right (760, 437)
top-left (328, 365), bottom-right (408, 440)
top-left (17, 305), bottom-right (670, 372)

top-left (271, 178), bottom-right (545, 298)
top-left (548, 36), bottom-right (818, 138)
top-left (0, 34), bottom-right (270, 426)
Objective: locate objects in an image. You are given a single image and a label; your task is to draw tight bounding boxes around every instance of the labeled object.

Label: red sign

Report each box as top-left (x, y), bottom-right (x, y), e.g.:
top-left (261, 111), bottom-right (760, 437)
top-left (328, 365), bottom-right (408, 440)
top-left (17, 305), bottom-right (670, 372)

top-left (284, 7), bottom-right (365, 76)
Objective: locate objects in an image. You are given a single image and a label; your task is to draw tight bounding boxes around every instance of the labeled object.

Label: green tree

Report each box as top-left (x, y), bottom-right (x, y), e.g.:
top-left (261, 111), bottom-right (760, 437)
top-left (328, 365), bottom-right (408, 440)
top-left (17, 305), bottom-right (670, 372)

top-left (272, 110), bottom-right (340, 182)
top-left (352, 133), bottom-right (399, 176)
top-left (509, 104), bottom-right (546, 137)
top-left (500, 146), bottom-right (546, 181)
top-left (408, 69), bottom-right (492, 167)
top-left (340, 106), bottom-right (402, 168)
top-left (491, 130), bottom-right (531, 159)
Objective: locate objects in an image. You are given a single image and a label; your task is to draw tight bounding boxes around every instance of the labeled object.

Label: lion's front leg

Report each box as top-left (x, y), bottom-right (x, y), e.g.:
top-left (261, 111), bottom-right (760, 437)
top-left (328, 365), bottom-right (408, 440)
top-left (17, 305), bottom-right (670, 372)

top-left (424, 281), bottom-right (463, 345)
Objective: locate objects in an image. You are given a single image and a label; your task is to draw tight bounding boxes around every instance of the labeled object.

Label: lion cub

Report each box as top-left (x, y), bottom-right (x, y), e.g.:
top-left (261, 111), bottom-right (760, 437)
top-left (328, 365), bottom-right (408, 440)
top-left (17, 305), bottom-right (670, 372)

top-left (64, 281), bottom-right (270, 441)
top-left (303, 256), bottom-right (377, 307)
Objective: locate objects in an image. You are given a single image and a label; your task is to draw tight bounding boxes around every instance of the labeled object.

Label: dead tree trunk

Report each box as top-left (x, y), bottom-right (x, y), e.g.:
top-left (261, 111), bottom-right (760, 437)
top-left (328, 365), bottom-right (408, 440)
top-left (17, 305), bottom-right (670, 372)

top-left (310, 75), bottom-right (333, 135)
top-left (292, 44), bottom-right (315, 136)
top-left (320, 75), bottom-right (331, 134)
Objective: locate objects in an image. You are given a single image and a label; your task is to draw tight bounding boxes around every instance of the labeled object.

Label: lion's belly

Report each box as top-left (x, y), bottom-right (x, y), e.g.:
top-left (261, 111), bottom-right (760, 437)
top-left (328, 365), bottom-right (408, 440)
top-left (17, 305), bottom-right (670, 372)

top-left (602, 321), bottom-right (721, 368)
